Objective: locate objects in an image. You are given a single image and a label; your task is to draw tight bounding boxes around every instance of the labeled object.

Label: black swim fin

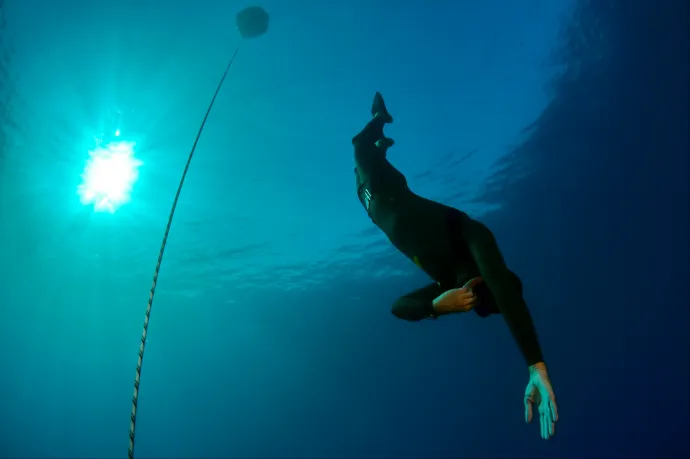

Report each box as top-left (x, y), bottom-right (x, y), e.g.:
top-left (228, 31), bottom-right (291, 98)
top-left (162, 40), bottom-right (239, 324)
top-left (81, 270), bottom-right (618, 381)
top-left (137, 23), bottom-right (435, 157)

top-left (371, 92), bottom-right (393, 123)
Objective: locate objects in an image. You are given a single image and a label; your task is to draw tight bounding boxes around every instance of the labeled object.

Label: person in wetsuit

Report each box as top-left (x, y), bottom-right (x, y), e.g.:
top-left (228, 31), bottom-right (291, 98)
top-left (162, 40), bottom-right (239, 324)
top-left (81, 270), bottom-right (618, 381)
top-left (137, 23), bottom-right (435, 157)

top-left (353, 92), bottom-right (559, 440)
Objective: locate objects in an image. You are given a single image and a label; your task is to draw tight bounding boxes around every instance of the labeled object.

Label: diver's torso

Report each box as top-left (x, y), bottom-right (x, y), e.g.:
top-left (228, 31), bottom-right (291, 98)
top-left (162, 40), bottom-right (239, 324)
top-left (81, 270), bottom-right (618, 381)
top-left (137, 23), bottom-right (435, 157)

top-left (355, 158), bottom-right (476, 286)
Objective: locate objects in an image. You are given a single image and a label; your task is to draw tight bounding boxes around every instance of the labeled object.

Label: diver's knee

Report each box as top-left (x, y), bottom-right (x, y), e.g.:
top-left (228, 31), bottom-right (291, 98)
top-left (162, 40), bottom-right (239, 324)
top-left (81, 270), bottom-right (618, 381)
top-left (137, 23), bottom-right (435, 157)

top-left (391, 300), bottom-right (405, 319)
top-left (391, 300), bottom-right (419, 322)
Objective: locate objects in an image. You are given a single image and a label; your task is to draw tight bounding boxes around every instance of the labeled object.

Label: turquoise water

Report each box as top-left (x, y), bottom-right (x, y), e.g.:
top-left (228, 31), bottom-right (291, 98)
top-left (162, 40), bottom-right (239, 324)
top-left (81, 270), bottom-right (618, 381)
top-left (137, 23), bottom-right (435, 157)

top-left (1, 0), bottom-right (687, 457)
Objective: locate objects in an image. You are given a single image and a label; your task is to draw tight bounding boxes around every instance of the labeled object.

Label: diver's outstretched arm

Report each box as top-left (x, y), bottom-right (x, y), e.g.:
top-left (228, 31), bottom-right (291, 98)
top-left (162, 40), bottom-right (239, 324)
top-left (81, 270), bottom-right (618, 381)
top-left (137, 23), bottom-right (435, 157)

top-left (457, 217), bottom-right (544, 366)
top-left (460, 217), bottom-right (559, 440)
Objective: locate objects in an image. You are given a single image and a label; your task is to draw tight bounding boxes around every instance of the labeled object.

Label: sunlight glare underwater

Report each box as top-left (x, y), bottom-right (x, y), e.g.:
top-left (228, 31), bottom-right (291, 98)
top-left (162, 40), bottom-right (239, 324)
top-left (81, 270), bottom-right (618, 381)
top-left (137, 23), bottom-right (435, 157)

top-left (77, 133), bottom-right (143, 213)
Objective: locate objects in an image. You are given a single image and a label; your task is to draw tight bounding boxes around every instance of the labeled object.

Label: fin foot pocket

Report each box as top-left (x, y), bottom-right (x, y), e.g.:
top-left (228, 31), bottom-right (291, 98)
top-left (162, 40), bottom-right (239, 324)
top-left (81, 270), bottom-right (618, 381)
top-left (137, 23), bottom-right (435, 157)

top-left (372, 92), bottom-right (394, 123)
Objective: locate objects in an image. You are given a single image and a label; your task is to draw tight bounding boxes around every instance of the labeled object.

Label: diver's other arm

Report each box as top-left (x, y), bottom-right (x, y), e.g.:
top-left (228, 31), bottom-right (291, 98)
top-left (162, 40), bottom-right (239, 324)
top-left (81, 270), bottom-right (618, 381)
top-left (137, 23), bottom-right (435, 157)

top-left (458, 218), bottom-right (545, 365)
top-left (456, 218), bottom-right (559, 439)
top-left (391, 279), bottom-right (480, 321)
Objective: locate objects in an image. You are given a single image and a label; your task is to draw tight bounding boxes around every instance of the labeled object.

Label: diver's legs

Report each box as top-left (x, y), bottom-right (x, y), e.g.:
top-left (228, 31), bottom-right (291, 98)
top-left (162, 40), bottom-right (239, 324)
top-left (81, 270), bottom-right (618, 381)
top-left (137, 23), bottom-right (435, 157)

top-left (352, 92), bottom-right (394, 146)
top-left (352, 115), bottom-right (387, 146)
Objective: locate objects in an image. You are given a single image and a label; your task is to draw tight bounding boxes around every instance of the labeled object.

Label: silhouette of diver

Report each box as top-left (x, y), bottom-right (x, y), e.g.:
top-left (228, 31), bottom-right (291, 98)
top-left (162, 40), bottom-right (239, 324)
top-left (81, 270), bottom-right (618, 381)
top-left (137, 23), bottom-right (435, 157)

top-left (353, 92), bottom-right (559, 440)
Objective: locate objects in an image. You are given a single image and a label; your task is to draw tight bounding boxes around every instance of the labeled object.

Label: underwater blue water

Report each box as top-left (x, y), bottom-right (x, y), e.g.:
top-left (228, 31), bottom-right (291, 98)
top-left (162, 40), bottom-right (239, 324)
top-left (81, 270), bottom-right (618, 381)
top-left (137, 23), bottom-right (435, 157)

top-left (0, 0), bottom-right (687, 457)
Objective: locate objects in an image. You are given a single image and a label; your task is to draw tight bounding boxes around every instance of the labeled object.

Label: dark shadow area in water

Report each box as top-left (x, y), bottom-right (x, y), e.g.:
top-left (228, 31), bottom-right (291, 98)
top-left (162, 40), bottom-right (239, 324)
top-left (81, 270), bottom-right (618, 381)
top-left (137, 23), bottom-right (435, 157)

top-left (470, 0), bottom-right (688, 456)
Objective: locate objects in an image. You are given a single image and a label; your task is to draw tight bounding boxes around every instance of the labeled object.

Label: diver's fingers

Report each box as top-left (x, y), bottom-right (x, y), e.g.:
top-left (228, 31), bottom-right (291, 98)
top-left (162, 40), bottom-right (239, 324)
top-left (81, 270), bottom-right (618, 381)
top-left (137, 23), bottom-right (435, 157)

top-left (524, 391), bottom-right (534, 423)
top-left (456, 301), bottom-right (474, 312)
top-left (550, 397), bottom-right (559, 422)
top-left (542, 404), bottom-right (555, 439)
top-left (525, 403), bottom-right (533, 423)
top-left (541, 412), bottom-right (549, 439)
top-left (462, 276), bottom-right (484, 290)
top-left (456, 290), bottom-right (476, 305)
top-left (540, 412), bottom-right (544, 439)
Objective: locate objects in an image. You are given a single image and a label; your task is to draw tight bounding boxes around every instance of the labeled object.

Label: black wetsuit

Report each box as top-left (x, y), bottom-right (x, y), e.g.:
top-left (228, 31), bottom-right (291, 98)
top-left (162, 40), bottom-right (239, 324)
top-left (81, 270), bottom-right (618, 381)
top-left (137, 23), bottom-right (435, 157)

top-left (353, 114), bottom-right (544, 366)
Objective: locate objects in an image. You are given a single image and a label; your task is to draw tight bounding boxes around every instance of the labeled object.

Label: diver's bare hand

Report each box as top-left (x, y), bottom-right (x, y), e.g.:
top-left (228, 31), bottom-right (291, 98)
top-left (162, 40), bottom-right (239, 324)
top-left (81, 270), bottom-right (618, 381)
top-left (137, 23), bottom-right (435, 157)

top-left (525, 362), bottom-right (559, 440)
top-left (432, 277), bottom-right (483, 314)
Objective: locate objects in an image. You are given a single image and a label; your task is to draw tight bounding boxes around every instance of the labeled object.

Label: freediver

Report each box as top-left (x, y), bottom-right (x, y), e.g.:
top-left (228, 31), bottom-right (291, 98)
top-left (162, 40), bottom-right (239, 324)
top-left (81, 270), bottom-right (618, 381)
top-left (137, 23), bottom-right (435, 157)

top-left (353, 92), bottom-right (559, 440)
